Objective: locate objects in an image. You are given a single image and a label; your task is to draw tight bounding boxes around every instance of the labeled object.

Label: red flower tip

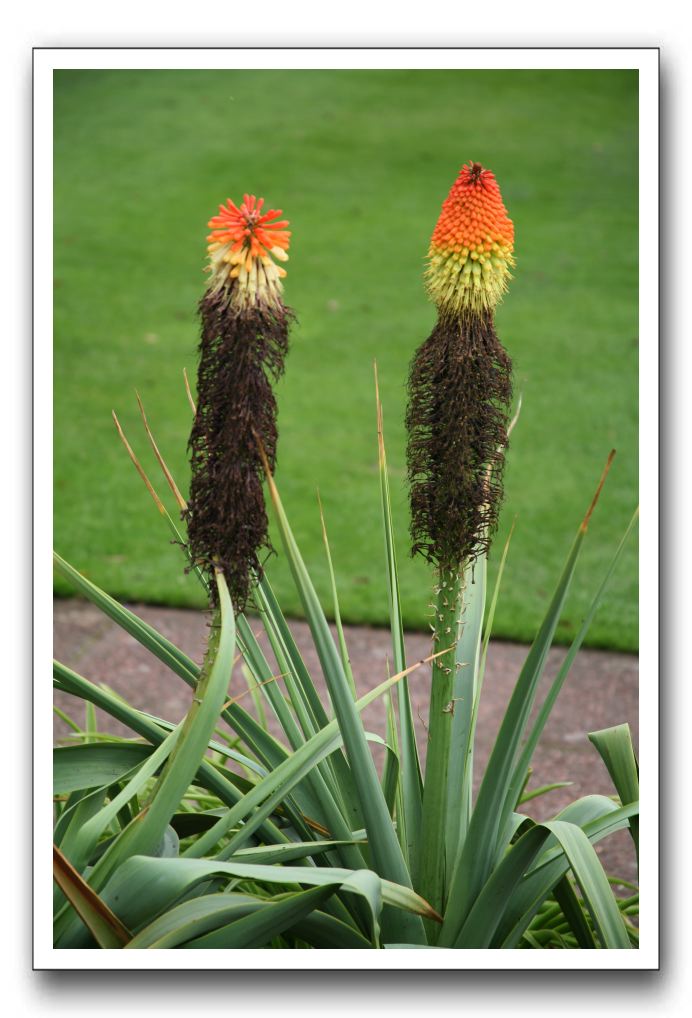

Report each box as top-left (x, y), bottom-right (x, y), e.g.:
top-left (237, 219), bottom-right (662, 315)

top-left (427, 162), bottom-right (515, 315)
top-left (205, 193), bottom-right (291, 309)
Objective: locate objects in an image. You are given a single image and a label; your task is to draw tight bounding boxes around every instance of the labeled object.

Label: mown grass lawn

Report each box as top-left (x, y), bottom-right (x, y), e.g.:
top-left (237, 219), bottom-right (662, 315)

top-left (53, 68), bottom-right (638, 650)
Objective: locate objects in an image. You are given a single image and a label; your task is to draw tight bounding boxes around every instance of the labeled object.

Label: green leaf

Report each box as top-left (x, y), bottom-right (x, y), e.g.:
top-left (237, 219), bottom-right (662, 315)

top-left (236, 613), bottom-right (302, 747)
top-left (240, 661), bottom-right (269, 731)
top-left (126, 886), bottom-right (337, 950)
top-left (55, 573), bottom-right (237, 945)
top-left (383, 943), bottom-right (449, 949)
top-left (291, 910), bottom-right (373, 949)
top-left (225, 840), bottom-right (364, 865)
top-left (101, 856), bottom-right (439, 948)
top-left (92, 575), bottom-right (235, 880)
top-left (253, 576), bottom-right (366, 840)
top-left (235, 612), bottom-right (361, 857)
top-left (492, 801), bottom-right (639, 948)
top-left (54, 552), bottom-right (325, 841)
top-left (255, 575), bottom-right (331, 732)
top-left (234, 616), bottom-right (331, 828)
top-left (479, 521), bottom-right (515, 680)
top-left (53, 704), bottom-right (83, 735)
top-left (552, 875), bottom-right (598, 948)
top-left (375, 367), bottom-right (422, 872)
top-left (181, 680), bottom-right (428, 870)
top-left (53, 743), bottom-right (154, 795)
top-left (318, 494), bottom-right (357, 698)
top-left (588, 723), bottom-right (639, 865)
top-left (539, 821), bottom-right (632, 948)
top-left (519, 781), bottom-right (573, 805)
top-left (259, 445), bottom-right (426, 945)
top-left (54, 786), bottom-right (107, 849)
top-left (53, 552), bottom-right (198, 685)
top-left (441, 521), bottom-right (588, 946)
top-left (453, 822), bottom-right (553, 947)
top-left (53, 661), bottom-right (288, 847)
top-left (57, 725), bottom-right (182, 877)
top-left (446, 557), bottom-right (486, 872)
top-left (454, 820), bottom-right (631, 949)
top-left (53, 786), bottom-right (109, 915)
top-left (380, 697), bottom-right (400, 819)
top-left (504, 508), bottom-right (639, 822)
top-left (123, 892), bottom-right (258, 948)
top-left (182, 886), bottom-right (340, 949)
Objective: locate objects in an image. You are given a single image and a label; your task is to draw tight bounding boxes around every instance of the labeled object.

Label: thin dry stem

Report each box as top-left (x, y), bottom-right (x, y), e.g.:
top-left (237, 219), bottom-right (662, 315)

top-left (135, 391), bottom-right (188, 511)
top-left (112, 410), bottom-right (166, 515)
top-left (183, 367), bottom-right (197, 417)
top-left (581, 449), bottom-right (616, 532)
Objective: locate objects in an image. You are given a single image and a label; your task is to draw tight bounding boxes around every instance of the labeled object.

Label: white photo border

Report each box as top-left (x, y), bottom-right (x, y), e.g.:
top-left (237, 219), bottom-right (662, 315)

top-left (36, 46), bottom-right (658, 971)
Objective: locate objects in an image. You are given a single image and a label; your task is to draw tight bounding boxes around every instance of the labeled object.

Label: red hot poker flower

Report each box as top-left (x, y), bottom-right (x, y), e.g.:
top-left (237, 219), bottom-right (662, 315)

top-left (206, 194), bottom-right (291, 310)
top-left (407, 161), bottom-right (514, 570)
top-left (427, 162), bottom-right (514, 316)
top-left (407, 162), bottom-right (515, 920)
top-left (187, 192), bottom-right (294, 610)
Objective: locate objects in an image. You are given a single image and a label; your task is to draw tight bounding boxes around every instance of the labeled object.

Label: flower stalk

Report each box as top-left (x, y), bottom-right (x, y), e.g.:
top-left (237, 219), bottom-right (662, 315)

top-left (408, 162), bottom-right (515, 924)
top-left (185, 194), bottom-right (293, 609)
top-left (407, 163), bottom-right (514, 570)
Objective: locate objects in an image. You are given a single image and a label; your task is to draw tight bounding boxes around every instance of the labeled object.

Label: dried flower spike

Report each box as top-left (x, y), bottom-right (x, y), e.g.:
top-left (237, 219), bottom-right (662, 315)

top-left (407, 162), bottom-right (514, 570)
top-left (186, 193), bottom-right (294, 609)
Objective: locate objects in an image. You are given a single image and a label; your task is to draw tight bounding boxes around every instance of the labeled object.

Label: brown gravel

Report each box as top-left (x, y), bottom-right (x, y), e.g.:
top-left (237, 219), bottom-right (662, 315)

top-left (53, 598), bottom-right (639, 885)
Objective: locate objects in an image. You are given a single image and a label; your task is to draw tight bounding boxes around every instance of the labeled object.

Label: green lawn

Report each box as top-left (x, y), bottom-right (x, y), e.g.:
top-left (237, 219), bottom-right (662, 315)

top-left (53, 68), bottom-right (638, 651)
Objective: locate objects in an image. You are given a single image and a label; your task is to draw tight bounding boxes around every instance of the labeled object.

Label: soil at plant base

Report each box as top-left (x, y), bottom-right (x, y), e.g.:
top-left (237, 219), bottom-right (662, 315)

top-left (53, 598), bottom-right (639, 887)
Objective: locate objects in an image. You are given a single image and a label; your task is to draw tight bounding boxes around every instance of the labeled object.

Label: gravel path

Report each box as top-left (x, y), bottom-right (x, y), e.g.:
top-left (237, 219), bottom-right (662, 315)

top-left (53, 599), bottom-right (639, 884)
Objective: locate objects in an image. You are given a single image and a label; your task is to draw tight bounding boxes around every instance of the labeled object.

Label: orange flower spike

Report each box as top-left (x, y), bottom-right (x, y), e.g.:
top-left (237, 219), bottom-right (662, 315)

top-left (189, 193), bottom-right (294, 611)
top-left (426, 162), bottom-right (515, 316)
top-left (205, 191), bottom-right (291, 310)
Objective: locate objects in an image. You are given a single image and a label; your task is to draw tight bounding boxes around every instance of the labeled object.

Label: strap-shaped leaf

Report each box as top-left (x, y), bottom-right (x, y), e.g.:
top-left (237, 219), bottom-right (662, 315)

top-left (375, 366), bottom-right (422, 873)
top-left (125, 887), bottom-right (338, 950)
top-left (441, 525), bottom-right (588, 945)
top-left (54, 743), bottom-right (154, 795)
top-left (101, 856), bottom-right (439, 948)
top-left (257, 442), bottom-right (426, 945)
top-left (588, 723), bottom-right (639, 865)
top-left (454, 819), bottom-right (631, 949)
top-left (492, 801), bottom-right (639, 948)
top-left (504, 509), bottom-right (638, 821)
top-left (552, 874), bottom-right (598, 949)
